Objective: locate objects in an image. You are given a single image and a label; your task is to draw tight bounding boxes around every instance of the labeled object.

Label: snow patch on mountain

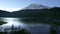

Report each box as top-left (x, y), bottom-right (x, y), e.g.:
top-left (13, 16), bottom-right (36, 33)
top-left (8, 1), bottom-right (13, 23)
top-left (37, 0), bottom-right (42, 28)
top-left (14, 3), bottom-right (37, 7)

top-left (23, 3), bottom-right (50, 9)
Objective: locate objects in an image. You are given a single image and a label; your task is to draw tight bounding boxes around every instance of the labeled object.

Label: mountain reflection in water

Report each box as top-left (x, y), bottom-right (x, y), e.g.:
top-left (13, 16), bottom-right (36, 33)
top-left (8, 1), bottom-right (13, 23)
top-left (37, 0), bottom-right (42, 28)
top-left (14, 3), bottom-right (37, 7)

top-left (0, 17), bottom-right (60, 34)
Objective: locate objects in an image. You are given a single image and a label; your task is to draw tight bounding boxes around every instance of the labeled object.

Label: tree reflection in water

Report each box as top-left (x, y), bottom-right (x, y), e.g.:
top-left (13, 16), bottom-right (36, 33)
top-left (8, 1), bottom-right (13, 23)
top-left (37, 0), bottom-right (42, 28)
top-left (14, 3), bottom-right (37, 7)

top-left (0, 25), bottom-right (31, 34)
top-left (20, 17), bottom-right (59, 34)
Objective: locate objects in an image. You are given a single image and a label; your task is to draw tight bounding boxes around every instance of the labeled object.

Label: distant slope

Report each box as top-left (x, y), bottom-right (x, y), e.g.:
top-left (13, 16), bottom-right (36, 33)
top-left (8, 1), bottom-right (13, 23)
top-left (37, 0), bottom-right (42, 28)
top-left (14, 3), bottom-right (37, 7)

top-left (12, 7), bottom-right (60, 18)
top-left (0, 10), bottom-right (9, 17)
top-left (0, 10), bottom-right (12, 17)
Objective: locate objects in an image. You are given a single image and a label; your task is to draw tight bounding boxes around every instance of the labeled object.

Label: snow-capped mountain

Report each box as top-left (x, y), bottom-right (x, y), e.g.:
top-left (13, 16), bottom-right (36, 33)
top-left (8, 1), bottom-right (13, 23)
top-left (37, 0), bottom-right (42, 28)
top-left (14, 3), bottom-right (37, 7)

top-left (23, 3), bottom-right (50, 9)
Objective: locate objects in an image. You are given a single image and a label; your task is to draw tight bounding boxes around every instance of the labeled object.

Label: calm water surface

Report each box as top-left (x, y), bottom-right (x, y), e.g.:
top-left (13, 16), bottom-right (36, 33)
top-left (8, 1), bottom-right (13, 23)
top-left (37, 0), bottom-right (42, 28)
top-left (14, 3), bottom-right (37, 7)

top-left (0, 17), bottom-right (60, 34)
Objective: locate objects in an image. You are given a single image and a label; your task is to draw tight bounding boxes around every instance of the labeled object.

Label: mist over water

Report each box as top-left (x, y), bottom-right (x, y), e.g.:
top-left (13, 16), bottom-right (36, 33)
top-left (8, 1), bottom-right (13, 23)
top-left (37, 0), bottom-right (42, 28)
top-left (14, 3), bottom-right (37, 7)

top-left (0, 17), bottom-right (27, 28)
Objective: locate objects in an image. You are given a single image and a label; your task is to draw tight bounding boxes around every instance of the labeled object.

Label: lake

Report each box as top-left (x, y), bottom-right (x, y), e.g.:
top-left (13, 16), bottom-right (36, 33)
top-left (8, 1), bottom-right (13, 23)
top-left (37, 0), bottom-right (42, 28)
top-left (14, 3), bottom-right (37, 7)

top-left (0, 17), bottom-right (60, 34)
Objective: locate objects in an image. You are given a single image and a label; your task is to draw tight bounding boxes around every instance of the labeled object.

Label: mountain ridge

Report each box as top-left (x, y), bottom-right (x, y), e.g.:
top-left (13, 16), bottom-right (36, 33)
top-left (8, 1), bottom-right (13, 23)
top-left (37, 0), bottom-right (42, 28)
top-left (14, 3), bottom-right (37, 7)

top-left (23, 3), bottom-right (50, 10)
top-left (0, 4), bottom-right (60, 18)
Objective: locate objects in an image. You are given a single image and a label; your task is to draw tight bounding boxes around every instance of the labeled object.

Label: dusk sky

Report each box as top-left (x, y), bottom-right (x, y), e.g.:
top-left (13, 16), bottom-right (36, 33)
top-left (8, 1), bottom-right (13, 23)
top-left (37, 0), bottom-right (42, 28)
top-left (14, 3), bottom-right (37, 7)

top-left (0, 0), bottom-right (60, 12)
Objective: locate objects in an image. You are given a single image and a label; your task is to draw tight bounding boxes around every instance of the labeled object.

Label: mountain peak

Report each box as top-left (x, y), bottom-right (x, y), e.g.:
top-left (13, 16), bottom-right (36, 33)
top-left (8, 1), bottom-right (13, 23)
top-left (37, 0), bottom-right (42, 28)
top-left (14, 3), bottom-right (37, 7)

top-left (23, 3), bottom-right (50, 9)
